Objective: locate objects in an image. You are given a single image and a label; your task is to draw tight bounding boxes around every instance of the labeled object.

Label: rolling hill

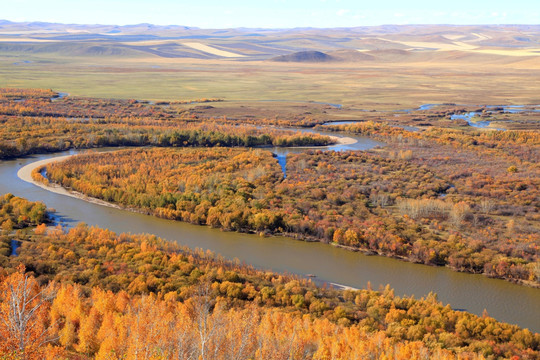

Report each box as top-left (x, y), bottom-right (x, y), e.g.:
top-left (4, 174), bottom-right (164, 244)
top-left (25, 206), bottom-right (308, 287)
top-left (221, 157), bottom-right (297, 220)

top-left (1, 21), bottom-right (539, 62)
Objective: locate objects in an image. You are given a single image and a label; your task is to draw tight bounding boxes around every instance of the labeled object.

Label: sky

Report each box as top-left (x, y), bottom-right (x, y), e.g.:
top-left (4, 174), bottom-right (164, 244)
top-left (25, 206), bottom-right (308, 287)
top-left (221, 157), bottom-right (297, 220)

top-left (3, 0), bottom-right (540, 28)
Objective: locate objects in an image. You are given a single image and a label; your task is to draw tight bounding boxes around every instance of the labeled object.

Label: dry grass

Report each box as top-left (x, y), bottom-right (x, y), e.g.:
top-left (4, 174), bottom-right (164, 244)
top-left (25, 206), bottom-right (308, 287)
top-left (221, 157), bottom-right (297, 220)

top-left (3, 54), bottom-right (540, 109)
top-left (2, 25), bottom-right (540, 109)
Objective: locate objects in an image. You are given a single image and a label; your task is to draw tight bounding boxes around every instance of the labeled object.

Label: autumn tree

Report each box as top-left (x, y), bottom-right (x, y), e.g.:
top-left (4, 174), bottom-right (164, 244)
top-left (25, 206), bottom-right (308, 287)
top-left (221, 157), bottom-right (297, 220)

top-left (0, 266), bottom-right (56, 360)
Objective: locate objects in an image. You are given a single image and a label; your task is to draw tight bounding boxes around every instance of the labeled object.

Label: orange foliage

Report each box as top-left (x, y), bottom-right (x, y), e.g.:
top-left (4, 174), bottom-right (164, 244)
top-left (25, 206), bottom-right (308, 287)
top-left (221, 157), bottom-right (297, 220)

top-left (0, 220), bottom-right (537, 359)
top-left (43, 146), bottom-right (539, 286)
top-left (0, 272), bottom-right (498, 360)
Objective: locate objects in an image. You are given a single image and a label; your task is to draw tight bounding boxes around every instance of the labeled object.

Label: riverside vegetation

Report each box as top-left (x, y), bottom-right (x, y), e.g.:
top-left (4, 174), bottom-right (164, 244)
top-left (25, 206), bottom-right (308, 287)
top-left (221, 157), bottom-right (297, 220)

top-left (1, 87), bottom-right (539, 358)
top-left (0, 199), bottom-right (538, 359)
top-left (1, 88), bottom-right (538, 286)
top-left (0, 88), bottom-right (334, 160)
top-left (39, 140), bottom-right (538, 287)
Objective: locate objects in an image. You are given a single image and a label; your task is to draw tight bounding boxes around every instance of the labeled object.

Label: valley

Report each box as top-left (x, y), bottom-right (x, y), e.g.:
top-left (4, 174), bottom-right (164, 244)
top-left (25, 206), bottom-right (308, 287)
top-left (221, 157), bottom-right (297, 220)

top-left (0, 20), bottom-right (539, 359)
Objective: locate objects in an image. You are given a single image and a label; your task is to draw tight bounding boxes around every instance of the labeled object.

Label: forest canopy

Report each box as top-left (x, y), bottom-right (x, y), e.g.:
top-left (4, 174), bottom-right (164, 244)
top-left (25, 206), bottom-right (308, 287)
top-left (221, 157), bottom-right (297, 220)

top-left (41, 146), bottom-right (539, 286)
top-left (0, 212), bottom-right (538, 359)
top-left (0, 86), bottom-right (539, 358)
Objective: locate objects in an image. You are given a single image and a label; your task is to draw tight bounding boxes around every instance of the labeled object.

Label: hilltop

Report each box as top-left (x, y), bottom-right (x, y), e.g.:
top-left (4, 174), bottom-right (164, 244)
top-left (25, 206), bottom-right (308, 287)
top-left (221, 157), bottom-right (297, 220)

top-left (271, 50), bottom-right (335, 62)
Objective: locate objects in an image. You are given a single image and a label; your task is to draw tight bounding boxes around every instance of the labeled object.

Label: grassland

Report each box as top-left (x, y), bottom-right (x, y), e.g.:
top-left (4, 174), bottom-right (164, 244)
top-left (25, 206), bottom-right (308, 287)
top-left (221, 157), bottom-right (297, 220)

top-left (1, 23), bottom-right (540, 110)
top-left (1, 54), bottom-right (539, 109)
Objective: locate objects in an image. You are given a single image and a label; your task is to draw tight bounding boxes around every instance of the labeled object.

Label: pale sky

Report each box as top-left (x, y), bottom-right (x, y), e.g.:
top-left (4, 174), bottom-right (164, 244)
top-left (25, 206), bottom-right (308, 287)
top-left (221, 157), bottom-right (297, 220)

top-left (3, 0), bottom-right (540, 28)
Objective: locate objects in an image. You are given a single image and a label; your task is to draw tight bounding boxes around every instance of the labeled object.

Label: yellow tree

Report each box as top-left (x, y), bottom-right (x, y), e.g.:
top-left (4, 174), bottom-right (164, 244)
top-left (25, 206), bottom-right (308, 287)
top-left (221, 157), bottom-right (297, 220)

top-left (0, 266), bottom-right (56, 360)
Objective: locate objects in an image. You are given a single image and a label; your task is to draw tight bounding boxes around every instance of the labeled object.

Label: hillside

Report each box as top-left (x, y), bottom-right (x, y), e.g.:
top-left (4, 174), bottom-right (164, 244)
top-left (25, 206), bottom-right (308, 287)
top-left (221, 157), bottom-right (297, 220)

top-left (271, 51), bottom-right (335, 62)
top-left (1, 21), bottom-right (539, 61)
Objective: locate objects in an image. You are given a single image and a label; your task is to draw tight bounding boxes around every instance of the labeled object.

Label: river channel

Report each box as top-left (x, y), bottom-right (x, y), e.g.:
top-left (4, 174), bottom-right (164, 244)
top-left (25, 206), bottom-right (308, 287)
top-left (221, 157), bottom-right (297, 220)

top-left (1, 133), bottom-right (539, 332)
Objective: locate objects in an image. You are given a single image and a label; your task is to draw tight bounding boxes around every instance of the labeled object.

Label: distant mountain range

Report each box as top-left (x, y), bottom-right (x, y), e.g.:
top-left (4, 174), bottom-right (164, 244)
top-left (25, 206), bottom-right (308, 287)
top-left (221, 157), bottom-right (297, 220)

top-left (1, 20), bottom-right (539, 62)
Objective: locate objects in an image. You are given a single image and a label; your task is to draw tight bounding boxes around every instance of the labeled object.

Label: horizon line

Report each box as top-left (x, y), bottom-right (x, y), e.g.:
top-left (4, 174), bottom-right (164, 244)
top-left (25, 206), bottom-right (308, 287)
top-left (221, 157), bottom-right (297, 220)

top-left (1, 19), bottom-right (539, 31)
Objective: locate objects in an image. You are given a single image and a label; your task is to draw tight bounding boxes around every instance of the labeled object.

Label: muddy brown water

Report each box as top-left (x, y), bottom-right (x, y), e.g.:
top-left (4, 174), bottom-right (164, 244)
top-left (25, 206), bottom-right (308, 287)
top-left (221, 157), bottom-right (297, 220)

top-left (2, 143), bottom-right (539, 332)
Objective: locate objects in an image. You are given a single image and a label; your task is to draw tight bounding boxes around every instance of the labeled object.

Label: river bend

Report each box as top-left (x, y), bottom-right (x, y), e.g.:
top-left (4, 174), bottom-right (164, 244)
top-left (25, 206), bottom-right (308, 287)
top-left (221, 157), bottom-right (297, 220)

top-left (2, 135), bottom-right (539, 332)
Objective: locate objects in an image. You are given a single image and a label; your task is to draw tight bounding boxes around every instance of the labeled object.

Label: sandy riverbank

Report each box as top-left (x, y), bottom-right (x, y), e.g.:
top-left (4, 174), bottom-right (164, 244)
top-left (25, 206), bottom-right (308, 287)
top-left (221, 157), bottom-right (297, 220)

top-left (332, 135), bottom-right (357, 145)
top-left (17, 155), bottom-right (122, 209)
top-left (329, 282), bottom-right (359, 291)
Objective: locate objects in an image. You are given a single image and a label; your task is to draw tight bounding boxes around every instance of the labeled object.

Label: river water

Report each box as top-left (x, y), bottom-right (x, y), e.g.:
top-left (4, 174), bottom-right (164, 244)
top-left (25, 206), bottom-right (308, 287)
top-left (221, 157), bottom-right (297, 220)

top-left (2, 148), bottom-right (539, 332)
top-left (430, 104), bottom-right (539, 130)
top-left (271, 127), bottom-right (383, 177)
top-left (1, 132), bottom-right (539, 331)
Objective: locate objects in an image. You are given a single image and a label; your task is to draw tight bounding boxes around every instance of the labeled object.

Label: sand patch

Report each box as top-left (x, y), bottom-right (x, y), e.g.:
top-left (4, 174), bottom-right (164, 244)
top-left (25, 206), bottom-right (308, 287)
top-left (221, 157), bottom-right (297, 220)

top-left (371, 37), bottom-right (539, 57)
top-left (471, 33), bottom-right (491, 42)
top-left (443, 35), bottom-right (466, 41)
top-left (397, 40), bottom-right (476, 51)
top-left (120, 39), bottom-right (180, 46)
top-left (329, 282), bottom-right (359, 291)
top-left (376, 38), bottom-right (478, 51)
top-left (182, 42), bottom-right (245, 57)
top-left (450, 42), bottom-right (479, 51)
top-left (332, 136), bottom-right (357, 146)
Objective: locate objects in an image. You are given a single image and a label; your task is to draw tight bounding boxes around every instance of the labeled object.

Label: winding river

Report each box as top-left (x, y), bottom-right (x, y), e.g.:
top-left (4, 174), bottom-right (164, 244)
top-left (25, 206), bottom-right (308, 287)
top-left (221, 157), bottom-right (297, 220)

top-left (271, 127), bottom-right (382, 176)
top-left (431, 103), bottom-right (539, 130)
top-left (2, 131), bottom-right (539, 332)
